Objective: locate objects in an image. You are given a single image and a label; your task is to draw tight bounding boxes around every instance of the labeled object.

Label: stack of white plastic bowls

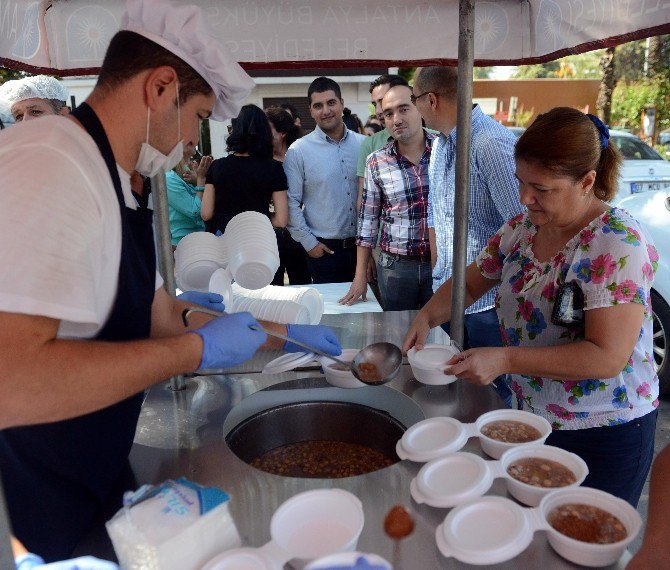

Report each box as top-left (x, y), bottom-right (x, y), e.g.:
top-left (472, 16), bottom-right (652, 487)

top-left (175, 232), bottom-right (228, 292)
top-left (232, 296), bottom-right (311, 325)
top-left (223, 212), bottom-right (280, 290)
top-left (231, 283), bottom-right (324, 325)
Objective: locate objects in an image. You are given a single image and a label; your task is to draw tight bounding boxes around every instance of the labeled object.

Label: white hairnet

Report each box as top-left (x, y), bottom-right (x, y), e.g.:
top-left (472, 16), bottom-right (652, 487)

top-left (0, 99), bottom-right (13, 125)
top-left (121, 0), bottom-right (254, 121)
top-left (0, 75), bottom-right (69, 108)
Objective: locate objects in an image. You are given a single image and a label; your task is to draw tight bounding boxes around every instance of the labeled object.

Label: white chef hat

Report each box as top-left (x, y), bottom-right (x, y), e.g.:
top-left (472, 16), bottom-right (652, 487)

top-left (121, 0), bottom-right (255, 121)
top-left (0, 75), bottom-right (69, 108)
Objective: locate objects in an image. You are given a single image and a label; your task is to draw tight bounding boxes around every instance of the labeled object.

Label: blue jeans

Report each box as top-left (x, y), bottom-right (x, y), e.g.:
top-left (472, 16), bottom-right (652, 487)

top-left (377, 252), bottom-right (433, 311)
top-left (546, 410), bottom-right (657, 507)
top-left (441, 308), bottom-right (513, 407)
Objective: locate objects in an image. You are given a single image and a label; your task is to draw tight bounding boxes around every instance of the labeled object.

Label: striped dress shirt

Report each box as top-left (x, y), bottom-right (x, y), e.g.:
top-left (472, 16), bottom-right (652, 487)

top-left (358, 132), bottom-right (436, 257)
top-left (428, 105), bottom-right (524, 313)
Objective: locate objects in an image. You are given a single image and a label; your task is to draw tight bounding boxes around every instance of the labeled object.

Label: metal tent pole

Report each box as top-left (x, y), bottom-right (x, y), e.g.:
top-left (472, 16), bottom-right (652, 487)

top-left (450, 0), bottom-right (475, 349)
top-left (0, 475), bottom-right (15, 570)
top-left (151, 173), bottom-right (186, 391)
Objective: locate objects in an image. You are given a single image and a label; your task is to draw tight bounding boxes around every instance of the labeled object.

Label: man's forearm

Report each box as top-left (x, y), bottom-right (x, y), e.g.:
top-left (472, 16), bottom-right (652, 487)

top-left (1, 332), bottom-right (203, 428)
top-left (429, 228), bottom-right (437, 269)
top-left (354, 245), bottom-right (372, 279)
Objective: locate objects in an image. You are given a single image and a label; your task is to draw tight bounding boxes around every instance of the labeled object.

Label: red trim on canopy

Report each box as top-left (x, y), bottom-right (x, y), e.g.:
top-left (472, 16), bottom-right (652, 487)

top-left (2, 24), bottom-right (669, 76)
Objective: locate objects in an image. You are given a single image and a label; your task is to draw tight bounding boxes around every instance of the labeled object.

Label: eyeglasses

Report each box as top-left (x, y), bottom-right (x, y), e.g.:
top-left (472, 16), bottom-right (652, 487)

top-left (410, 91), bottom-right (432, 105)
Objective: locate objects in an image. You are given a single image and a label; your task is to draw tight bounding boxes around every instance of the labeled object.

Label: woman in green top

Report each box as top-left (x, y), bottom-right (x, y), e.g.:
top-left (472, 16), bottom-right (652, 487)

top-left (166, 155), bottom-right (212, 245)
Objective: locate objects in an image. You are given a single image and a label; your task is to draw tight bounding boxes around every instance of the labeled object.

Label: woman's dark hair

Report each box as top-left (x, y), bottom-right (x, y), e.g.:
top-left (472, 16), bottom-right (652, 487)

top-left (515, 107), bottom-right (622, 202)
top-left (265, 106), bottom-right (301, 147)
top-left (226, 104), bottom-right (274, 159)
top-left (279, 102), bottom-right (300, 122)
top-left (342, 107), bottom-right (362, 133)
top-left (97, 31), bottom-right (212, 105)
top-left (363, 122), bottom-right (382, 134)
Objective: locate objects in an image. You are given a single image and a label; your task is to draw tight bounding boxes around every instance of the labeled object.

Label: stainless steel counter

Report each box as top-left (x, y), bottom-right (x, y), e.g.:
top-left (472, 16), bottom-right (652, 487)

top-left (128, 312), bottom-right (629, 568)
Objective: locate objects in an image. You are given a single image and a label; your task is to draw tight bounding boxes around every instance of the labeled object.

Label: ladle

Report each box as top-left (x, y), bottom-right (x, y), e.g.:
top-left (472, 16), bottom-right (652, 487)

top-left (181, 307), bottom-right (403, 385)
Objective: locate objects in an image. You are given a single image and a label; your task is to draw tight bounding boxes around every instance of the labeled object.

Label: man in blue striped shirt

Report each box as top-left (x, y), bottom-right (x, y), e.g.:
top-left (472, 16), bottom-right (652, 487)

top-left (412, 66), bottom-right (525, 405)
top-left (285, 77), bottom-right (365, 283)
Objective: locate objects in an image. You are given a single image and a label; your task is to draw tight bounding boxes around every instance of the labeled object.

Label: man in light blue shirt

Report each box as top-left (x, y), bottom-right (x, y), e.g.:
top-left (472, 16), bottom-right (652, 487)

top-left (412, 66), bottom-right (525, 406)
top-left (284, 77), bottom-right (365, 283)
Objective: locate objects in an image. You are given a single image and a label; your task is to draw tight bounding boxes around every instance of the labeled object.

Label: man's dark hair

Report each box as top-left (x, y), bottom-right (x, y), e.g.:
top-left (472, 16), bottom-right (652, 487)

top-left (369, 74), bottom-right (408, 94)
top-left (307, 77), bottom-right (342, 104)
top-left (226, 104), bottom-right (274, 159)
top-left (279, 102), bottom-right (301, 121)
top-left (96, 31), bottom-right (213, 104)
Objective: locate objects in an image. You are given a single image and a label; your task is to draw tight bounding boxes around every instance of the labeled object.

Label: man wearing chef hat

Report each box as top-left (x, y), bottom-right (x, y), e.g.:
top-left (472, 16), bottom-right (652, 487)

top-left (0, 74), bottom-right (69, 122)
top-left (0, 0), bottom-right (341, 562)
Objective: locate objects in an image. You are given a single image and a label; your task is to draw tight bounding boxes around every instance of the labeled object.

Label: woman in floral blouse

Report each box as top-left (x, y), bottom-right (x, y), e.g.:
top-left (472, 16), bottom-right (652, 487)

top-left (404, 107), bottom-right (659, 506)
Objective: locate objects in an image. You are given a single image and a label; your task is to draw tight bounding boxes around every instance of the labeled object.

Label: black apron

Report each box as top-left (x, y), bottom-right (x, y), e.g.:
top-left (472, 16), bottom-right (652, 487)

top-left (0, 103), bottom-right (156, 561)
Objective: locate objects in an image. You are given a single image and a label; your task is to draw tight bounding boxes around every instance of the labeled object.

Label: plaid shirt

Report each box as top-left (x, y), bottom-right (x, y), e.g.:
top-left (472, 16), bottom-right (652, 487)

top-left (357, 131), bottom-right (435, 257)
top-left (428, 105), bottom-right (524, 313)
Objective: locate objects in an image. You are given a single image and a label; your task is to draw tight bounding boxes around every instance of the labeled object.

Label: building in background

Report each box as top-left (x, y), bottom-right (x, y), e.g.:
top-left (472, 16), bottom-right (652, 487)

top-left (61, 74), bottom-right (600, 157)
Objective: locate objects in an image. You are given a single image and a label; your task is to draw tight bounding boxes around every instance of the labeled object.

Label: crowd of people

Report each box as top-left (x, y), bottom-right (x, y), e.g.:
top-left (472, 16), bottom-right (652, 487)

top-left (0, 0), bottom-right (666, 567)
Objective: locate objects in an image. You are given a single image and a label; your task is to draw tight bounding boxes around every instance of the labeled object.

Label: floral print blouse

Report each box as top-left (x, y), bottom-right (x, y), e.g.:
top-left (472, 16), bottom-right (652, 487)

top-left (476, 208), bottom-right (659, 430)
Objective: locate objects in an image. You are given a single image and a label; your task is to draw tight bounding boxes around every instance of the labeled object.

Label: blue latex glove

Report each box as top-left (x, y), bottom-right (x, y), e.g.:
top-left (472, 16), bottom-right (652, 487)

top-left (191, 312), bottom-right (266, 369)
top-left (16, 553), bottom-right (118, 570)
top-left (178, 291), bottom-right (225, 313)
top-left (284, 324), bottom-right (342, 356)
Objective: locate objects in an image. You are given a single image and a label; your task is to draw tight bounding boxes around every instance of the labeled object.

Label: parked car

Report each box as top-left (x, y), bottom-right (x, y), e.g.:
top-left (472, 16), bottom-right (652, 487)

top-left (609, 130), bottom-right (670, 395)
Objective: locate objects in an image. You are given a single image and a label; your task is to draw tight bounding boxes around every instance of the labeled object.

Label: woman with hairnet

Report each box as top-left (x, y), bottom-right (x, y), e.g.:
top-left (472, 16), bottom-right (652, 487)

top-left (0, 74), bottom-right (69, 122)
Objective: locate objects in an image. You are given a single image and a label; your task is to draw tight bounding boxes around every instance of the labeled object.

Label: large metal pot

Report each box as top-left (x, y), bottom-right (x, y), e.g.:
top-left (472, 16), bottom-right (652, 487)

top-left (225, 400), bottom-right (406, 472)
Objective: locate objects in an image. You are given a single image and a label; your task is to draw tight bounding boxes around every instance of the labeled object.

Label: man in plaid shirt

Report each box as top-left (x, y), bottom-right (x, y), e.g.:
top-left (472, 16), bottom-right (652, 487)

top-left (340, 84), bottom-right (435, 310)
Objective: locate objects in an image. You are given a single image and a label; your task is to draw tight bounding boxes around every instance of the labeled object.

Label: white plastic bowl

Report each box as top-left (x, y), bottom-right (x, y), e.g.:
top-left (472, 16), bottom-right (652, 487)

top-left (407, 344), bottom-right (459, 385)
top-left (228, 249), bottom-right (280, 290)
top-left (270, 489), bottom-right (364, 569)
top-left (475, 409), bottom-right (552, 459)
top-left (539, 487), bottom-right (642, 567)
top-left (499, 444), bottom-right (588, 507)
top-left (320, 349), bottom-right (366, 389)
top-left (208, 268), bottom-right (233, 309)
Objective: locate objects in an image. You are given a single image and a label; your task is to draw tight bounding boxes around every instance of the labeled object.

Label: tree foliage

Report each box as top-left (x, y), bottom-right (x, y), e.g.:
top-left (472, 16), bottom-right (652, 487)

top-left (0, 67), bottom-right (26, 83)
top-left (474, 66), bottom-right (494, 79)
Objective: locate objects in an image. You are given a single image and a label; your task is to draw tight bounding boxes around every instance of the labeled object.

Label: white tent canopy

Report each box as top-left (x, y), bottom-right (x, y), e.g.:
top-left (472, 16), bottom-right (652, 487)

top-left (1, 2), bottom-right (670, 567)
top-left (1, 0), bottom-right (669, 74)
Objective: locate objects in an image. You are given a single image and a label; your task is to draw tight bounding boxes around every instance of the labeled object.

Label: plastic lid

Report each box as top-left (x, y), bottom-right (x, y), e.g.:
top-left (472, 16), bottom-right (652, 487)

top-left (396, 417), bottom-right (468, 462)
top-left (436, 496), bottom-right (533, 565)
top-left (411, 452), bottom-right (493, 508)
top-left (262, 351), bottom-right (317, 375)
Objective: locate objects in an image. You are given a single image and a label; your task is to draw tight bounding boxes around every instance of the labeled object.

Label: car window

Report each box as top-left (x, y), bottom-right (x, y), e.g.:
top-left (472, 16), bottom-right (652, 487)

top-left (611, 135), bottom-right (663, 160)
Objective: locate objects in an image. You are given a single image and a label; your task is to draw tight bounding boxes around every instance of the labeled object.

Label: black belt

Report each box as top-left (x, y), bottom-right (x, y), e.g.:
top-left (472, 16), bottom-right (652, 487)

top-left (383, 251), bottom-right (431, 263)
top-left (317, 237), bottom-right (357, 249)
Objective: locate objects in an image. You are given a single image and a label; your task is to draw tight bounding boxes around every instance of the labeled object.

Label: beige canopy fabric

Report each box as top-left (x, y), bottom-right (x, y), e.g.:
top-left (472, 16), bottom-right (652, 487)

top-left (1, 0), bottom-right (669, 74)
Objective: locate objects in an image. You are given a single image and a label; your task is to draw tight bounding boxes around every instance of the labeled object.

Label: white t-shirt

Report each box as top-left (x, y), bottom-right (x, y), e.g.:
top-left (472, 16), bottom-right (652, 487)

top-left (0, 116), bottom-right (163, 339)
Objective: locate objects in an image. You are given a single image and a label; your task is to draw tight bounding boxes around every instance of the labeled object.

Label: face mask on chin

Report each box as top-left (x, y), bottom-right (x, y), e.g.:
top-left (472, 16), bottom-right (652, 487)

top-left (135, 83), bottom-right (184, 177)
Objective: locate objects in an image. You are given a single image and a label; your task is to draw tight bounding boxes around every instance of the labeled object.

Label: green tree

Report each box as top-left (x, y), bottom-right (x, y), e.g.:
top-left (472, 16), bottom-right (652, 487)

top-left (611, 77), bottom-right (670, 134)
top-left (513, 62), bottom-right (559, 78)
top-left (0, 67), bottom-right (26, 83)
top-left (474, 66), bottom-right (494, 79)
